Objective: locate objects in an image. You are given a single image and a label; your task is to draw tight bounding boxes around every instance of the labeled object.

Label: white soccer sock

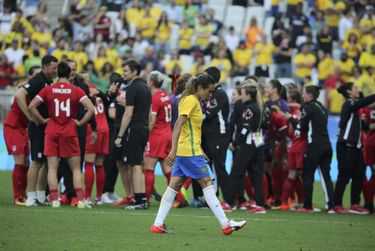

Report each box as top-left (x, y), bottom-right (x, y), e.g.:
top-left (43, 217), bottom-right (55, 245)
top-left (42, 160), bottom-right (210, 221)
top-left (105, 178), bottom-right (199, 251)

top-left (203, 185), bottom-right (229, 227)
top-left (27, 191), bottom-right (37, 201)
top-left (37, 190), bottom-right (46, 203)
top-left (154, 187), bottom-right (177, 226)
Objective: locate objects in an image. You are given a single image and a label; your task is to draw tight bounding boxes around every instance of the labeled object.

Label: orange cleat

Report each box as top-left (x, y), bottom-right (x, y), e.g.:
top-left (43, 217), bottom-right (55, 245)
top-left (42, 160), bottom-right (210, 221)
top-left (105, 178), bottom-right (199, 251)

top-left (280, 204), bottom-right (290, 211)
top-left (150, 224), bottom-right (168, 234)
top-left (113, 196), bottom-right (135, 207)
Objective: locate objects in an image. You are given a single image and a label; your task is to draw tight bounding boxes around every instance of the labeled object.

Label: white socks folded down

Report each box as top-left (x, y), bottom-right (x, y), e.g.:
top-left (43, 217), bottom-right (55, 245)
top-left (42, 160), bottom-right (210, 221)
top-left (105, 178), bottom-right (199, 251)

top-left (153, 185), bottom-right (229, 228)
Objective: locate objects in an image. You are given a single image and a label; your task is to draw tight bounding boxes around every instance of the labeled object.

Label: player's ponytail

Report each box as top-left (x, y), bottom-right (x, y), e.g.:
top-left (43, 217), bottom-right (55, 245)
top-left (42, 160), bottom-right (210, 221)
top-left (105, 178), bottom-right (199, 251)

top-left (181, 73), bottom-right (213, 99)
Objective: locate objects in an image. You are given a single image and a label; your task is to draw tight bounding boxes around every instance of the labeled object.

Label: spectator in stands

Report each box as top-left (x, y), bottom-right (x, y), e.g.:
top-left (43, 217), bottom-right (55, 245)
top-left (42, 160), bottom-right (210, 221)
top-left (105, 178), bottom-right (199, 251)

top-left (245, 17), bottom-right (263, 49)
top-left (232, 41), bottom-right (251, 77)
top-left (138, 6), bottom-right (157, 41)
top-left (339, 8), bottom-right (354, 42)
top-left (337, 52), bottom-right (355, 82)
top-left (209, 49), bottom-right (232, 83)
top-left (194, 15), bottom-right (213, 51)
top-left (24, 49), bottom-right (41, 73)
top-left (94, 6), bottom-right (112, 43)
top-left (293, 44), bottom-right (316, 85)
top-left (69, 41), bottom-right (88, 73)
top-left (0, 6), bottom-right (13, 34)
top-left (178, 20), bottom-right (193, 55)
top-left (207, 8), bottom-right (223, 35)
top-left (357, 66), bottom-right (375, 97)
top-left (254, 35), bottom-right (274, 78)
top-left (0, 54), bottom-right (17, 89)
top-left (342, 33), bottom-right (362, 62)
top-left (4, 39), bottom-right (25, 67)
top-left (273, 34), bottom-right (292, 78)
top-left (155, 11), bottom-right (172, 54)
top-left (224, 26), bottom-right (240, 52)
top-left (289, 3), bottom-right (309, 48)
top-left (317, 51), bottom-right (335, 87)
top-left (191, 54), bottom-right (205, 76)
top-left (359, 44), bottom-right (375, 70)
top-left (73, 15), bottom-right (93, 42)
top-left (94, 46), bottom-right (110, 72)
top-left (133, 32), bottom-right (150, 60)
top-left (317, 26), bottom-right (333, 55)
top-left (52, 39), bottom-right (69, 61)
top-left (165, 0), bottom-right (183, 24)
top-left (140, 47), bottom-right (162, 72)
top-left (163, 50), bottom-right (182, 76)
top-left (286, 0), bottom-right (302, 16)
top-left (324, 2), bottom-right (341, 41)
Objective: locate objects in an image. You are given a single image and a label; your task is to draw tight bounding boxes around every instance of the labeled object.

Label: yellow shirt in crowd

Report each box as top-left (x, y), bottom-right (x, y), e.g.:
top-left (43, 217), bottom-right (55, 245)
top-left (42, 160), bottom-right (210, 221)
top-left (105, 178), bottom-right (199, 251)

top-left (294, 53), bottom-right (316, 78)
top-left (177, 95), bottom-right (203, 157)
top-left (195, 24), bottom-right (213, 49)
top-left (357, 72), bottom-right (375, 97)
top-left (126, 8), bottom-right (144, 29)
top-left (255, 43), bottom-right (274, 65)
top-left (52, 49), bottom-right (69, 61)
top-left (68, 51), bottom-right (88, 73)
top-left (234, 48), bottom-right (252, 67)
top-left (139, 15), bottom-right (156, 39)
top-left (318, 56), bottom-right (335, 81)
top-left (31, 32), bottom-right (52, 46)
top-left (359, 51), bottom-right (375, 69)
top-left (164, 59), bottom-right (182, 75)
top-left (328, 89), bottom-right (344, 114)
top-left (179, 27), bottom-right (193, 49)
top-left (94, 57), bottom-right (109, 72)
top-left (156, 23), bottom-right (171, 43)
top-left (337, 59), bottom-right (355, 81)
top-left (209, 58), bottom-right (232, 82)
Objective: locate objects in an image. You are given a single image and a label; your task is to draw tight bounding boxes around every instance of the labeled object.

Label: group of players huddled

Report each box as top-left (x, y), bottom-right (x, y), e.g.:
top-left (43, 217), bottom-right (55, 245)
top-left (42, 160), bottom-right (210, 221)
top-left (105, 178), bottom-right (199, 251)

top-left (3, 54), bottom-right (375, 216)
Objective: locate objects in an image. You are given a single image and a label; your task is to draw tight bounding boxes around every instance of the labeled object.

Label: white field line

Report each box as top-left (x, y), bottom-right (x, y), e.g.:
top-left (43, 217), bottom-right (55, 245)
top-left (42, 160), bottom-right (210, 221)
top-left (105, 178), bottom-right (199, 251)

top-left (4, 207), bottom-right (369, 226)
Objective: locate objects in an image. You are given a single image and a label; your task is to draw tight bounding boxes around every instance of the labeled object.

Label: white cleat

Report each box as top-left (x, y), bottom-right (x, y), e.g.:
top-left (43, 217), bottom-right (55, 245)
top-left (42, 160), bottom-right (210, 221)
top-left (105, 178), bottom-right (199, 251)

top-left (25, 198), bottom-right (38, 207)
top-left (51, 200), bottom-right (61, 208)
top-left (108, 192), bottom-right (120, 201)
top-left (77, 200), bottom-right (92, 209)
top-left (101, 193), bottom-right (115, 204)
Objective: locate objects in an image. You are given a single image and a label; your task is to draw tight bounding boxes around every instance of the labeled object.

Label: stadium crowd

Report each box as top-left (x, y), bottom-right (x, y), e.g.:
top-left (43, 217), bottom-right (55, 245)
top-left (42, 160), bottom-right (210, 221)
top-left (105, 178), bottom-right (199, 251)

top-left (1, 0), bottom-right (375, 226)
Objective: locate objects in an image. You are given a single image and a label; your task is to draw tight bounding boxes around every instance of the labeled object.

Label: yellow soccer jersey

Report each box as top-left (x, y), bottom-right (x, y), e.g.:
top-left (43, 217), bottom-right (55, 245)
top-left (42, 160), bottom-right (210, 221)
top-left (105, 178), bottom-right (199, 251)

top-left (234, 48), bottom-right (252, 67)
top-left (177, 95), bottom-right (203, 157)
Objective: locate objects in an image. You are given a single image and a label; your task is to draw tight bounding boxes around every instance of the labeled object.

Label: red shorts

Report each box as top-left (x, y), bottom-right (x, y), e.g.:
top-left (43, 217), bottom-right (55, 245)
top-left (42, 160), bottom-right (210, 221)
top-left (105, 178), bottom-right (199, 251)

top-left (3, 125), bottom-right (29, 155)
top-left (44, 133), bottom-right (80, 158)
top-left (85, 129), bottom-right (110, 155)
top-left (287, 151), bottom-right (305, 170)
top-left (363, 145), bottom-right (375, 165)
top-left (273, 141), bottom-right (286, 160)
top-left (144, 132), bottom-right (172, 159)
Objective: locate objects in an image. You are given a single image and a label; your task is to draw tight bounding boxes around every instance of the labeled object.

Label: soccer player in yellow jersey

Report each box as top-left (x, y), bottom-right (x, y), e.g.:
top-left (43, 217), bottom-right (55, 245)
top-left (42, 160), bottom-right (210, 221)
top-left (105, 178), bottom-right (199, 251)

top-left (151, 74), bottom-right (246, 235)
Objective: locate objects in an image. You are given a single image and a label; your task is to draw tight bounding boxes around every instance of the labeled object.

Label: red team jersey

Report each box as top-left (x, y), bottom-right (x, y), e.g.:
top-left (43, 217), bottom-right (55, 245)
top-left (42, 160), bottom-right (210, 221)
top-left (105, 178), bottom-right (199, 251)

top-left (269, 110), bottom-right (288, 142)
top-left (85, 96), bottom-right (110, 155)
top-left (36, 82), bottom-right (86, 157)
top-left (361, 107), bottom-right (375, 165)
top-left (288, 103), bottom-right (307, 153)
top-left (145, 89), bottom-right (172, 159)
top-left (4, 99), bottom-right (28, 129)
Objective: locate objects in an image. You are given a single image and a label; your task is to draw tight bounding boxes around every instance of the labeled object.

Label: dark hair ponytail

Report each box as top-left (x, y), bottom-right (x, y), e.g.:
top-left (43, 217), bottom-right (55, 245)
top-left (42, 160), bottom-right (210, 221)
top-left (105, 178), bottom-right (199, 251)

top-left (181, 73), bottom-right (214, 98)
top-left (270, 79), bottom-right (283, 96)
top-left (304, 85), bottom-right (321, 100)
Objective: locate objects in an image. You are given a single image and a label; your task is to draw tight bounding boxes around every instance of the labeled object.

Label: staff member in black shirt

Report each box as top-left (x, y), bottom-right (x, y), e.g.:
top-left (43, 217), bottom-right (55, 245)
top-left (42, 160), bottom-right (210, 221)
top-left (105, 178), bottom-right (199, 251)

top-left (228, 82), bottom-right (266, 213)
top-left (299, 85), bottom-right (335, 212)
top-left (334, 83), bottom-right (375, 214)
top-left (202, 67), bottom-right (231, 207)
top-left (15, 55), bottom-right (58, 206)
top-left (115, 59), bottom-right (151, 209)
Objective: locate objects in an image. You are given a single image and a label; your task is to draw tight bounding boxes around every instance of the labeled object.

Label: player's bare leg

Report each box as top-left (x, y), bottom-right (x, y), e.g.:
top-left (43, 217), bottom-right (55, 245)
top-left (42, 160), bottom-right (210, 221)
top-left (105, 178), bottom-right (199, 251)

top-left (47, 157), bottom-right (60, 207)
top-left (25, 160), bottom-right (42, 206)
top-left (68, 156), bottom-right (89, 208)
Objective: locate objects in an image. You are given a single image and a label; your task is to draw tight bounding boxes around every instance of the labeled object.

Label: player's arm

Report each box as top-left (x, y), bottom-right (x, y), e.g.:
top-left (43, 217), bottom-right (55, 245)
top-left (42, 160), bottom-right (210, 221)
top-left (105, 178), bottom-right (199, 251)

top-left (116, 105), bottom-right (134, 142)
top-left (15, 88), bottom-right (34, 122)
top-left (28, 96), bottom-right (47, 125)
top-left (166, 115), bottom-right (187, 166)
top-left (77, 96), bottom-right (95, 126)
top-left (149, 108), bottom-right (156, 131)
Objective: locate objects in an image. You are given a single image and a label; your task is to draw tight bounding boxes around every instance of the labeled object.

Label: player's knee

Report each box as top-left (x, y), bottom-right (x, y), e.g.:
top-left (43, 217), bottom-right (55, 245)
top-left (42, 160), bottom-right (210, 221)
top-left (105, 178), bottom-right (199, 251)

top-left (197, 177), bottom-right (212, 188)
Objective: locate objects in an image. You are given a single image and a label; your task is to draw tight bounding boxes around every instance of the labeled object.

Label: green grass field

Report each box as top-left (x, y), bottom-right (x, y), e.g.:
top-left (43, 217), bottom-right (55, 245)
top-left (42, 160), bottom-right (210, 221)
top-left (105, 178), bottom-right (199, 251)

top-left (0, 171), bottom-right (374, 251)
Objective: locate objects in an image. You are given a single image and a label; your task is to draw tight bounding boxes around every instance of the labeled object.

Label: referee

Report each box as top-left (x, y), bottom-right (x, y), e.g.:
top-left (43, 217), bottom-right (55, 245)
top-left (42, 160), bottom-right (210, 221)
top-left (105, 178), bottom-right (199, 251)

top-left (334, 83), bottom-right (375, 214)
top-left (115, 59), bottom-right (151, 209)
top-left (299, 85), bottom-right (335, 212)
top-left (15, 55), bottom-right (58, 206)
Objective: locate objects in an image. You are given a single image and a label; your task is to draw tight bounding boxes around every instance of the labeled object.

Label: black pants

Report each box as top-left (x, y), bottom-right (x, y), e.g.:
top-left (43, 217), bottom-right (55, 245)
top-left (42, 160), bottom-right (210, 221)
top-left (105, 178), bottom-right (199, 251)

top-left (103, 124), bottom-right (118, 193)
top-left (334, 142), bottom-right (366, 206)
top-left (202, 135), bottom-right (231, 202)
top-left (228, 144), bottom-right (265, 207)
top-left (303, 143), bottom-right (335, 209)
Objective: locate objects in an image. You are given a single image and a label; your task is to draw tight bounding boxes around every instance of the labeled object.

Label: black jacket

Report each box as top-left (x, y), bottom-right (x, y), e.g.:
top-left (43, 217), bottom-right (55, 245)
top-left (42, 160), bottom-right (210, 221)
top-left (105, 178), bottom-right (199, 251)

top-left (300, 100), bottom-right (330, 146)
top-left (338, 94), bottom-right (375, 148)
top-left (203, 85), bottom-right (230, 137)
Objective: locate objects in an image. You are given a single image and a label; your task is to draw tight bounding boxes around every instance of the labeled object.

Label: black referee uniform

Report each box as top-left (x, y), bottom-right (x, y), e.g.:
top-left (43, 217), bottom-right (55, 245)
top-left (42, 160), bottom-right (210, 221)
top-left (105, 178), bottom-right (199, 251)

top-left (334, 94), bottom-right (375, 207)
top-left (228, 99), bottom-right (265, 207)
top-left (300, 99), bottom-right (335, 210)
top-left (202, 84), bottom-right (231, 203)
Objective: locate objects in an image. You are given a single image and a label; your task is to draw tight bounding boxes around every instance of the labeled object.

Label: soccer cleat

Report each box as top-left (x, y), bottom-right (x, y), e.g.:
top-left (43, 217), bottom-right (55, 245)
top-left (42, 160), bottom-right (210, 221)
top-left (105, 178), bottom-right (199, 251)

top-left (334, 206), bottom-right (348, 214)
top-left (221, 201), bottom-right (233, 213)
top-left (25, 198), bottom-right (38, 207)
top-left (150, 224), bottom-right (168, 234)
top-left (60, 194), bottom-right (70, 205)
top-left (95, 197), bottom-right (104, 205)
top-left (348, 205), bottom-right (369, 215)
top-left (124, 203), bottom-right (148, 210)
top-left (327, 209), bottom-right (336, 214)
top-left (152, 191), bottom-right (162, 202)
top-left (113, 196), bottom-right (135, 207)
top-left (280, 204), bottom-right (290, 211)
top-left (101, 192), bottom-right (115, 204)
top-left (172, 199), bottom-right (189, 208)
top-left (77, 200), bottom-right (92, 209)
top-left (108, 192), bottom-right (120, 201)
top-left (222, 220), bottom-right (247, 235)
top-left (70, 197), bottom-right (79, 207)
top-left (248, 205), bottom-right (267, 214)
top-left (14, 198), bottom-right (26, 206)
top-left (295, 207), bottom-right (314, 213)
top-left (239, 200), bottom-right (255, 210)
top-left (51, 200), bottom-right (61, 208)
